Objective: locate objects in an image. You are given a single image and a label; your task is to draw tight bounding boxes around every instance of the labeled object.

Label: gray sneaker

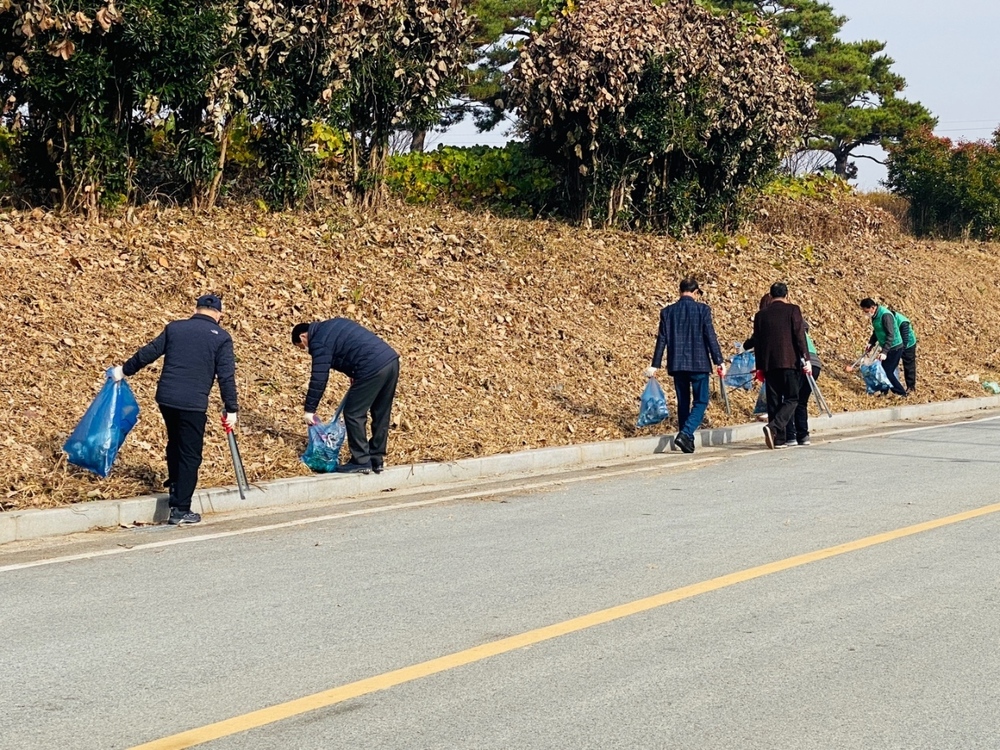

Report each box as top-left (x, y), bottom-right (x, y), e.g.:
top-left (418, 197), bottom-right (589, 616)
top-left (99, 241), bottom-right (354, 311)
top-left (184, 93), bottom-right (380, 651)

top-left (168, 509), bottom-right (202, 525)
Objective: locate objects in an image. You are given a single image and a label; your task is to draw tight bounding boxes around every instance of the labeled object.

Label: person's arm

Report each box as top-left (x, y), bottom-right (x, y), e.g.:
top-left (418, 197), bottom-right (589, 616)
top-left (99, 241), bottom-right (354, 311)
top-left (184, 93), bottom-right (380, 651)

top-left (215, 337), bottom-right (239, 414)
top-left (304, 345), bottom-right (333, 414)
top-left (899, 320), bottom-right (912, 345)
top-left (868, 331), bottom-right (877, 348)
top-left (704, 309), bottom-right (723, 366)
top-left (881, 311), bottom-right (900, 349)
top-left (122, 328), bottom-right (167, 376)
top-left (651, 308), bottom-right (669, 368)
top-left (791, 308), bottom-right (809, 366)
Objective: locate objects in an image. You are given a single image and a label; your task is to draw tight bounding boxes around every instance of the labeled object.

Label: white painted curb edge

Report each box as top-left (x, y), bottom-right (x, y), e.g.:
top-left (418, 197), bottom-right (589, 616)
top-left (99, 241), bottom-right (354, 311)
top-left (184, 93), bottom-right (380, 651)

top-left (3, 394), bottom-right (1000, 546)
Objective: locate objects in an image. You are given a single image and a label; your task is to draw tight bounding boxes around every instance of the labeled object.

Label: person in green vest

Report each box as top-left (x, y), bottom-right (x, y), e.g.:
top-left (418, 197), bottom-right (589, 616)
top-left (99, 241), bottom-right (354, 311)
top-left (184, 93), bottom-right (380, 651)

top-left (860, 298), bottom-right (907, 396)
top-left (786, 321), bottom-right (823, 446)
top-left (896, 309), bottom-right (918, 393)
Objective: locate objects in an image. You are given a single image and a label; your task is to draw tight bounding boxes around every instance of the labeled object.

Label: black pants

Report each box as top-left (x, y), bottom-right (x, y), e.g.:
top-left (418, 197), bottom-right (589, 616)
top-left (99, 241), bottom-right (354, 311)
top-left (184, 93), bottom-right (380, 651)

top-left (881, 348), bottom-right (907, 395)
top-left (159, 405), bottom-right (207, 512)
top-left (764, 369), bottom-right (801, 445)
top-left (343, 359), bottom-right (400, 465)
top-left (902, 345), bottom-right (917, 392)
top-left (787, 366), bottom-right (820, 444)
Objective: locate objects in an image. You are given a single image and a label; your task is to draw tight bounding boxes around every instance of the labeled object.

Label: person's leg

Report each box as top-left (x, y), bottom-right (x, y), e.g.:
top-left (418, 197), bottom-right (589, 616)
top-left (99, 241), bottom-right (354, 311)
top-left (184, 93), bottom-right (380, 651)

top-left (902, 345), bottom-right (917, 392)
top-left (682, 373), bottom-right (710, 438)
top-left (159, 405), bottom-right (182, 508)
top-left (368, 360), bottom-right (399, 468)
top-left (673, 373), bottom-right (692, 436)
top-left (770, 369), bottom-right (800, 443)
top-left (764, 371), bottom-right (788, 445)
top-left (881, 349), bottom-right (906, 395)
top-left (342, 375), bottom-right (382, 466)
top-left (172, 410), bottom-right (207, 513)
top-left (792, 371), bottom-right (812, 444)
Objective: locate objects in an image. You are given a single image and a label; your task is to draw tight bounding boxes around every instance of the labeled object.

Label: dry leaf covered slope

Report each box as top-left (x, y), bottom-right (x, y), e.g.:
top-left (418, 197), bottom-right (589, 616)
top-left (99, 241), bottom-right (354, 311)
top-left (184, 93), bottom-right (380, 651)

top-left (2, 199), bottom-right (999, 510)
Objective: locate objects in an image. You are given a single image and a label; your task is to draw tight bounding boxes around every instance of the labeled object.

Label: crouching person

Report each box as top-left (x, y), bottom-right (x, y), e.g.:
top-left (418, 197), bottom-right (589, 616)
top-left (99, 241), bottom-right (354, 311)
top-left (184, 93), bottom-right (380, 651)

top-left (292, 318), bottom-right (400, 474)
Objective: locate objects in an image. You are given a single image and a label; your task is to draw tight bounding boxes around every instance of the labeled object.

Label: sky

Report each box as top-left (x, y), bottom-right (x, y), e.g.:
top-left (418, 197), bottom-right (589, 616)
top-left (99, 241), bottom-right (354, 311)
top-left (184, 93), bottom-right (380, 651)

top-left (433, 0), bottom-right (1000, 191)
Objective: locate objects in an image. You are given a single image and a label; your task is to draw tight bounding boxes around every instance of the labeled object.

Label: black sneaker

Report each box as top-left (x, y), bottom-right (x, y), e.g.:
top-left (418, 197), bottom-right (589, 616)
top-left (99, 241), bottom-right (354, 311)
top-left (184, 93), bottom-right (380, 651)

top-left (168, 509), bottom-right (201, 525)
top-left (798, 437), bottom-right (811, 446)
top-left (675, 432), bottom-right (695, 454)
top-left (763, 425), bottom-right (776, 450)
top-left (337, 460), bottom-right (372, 475)
top-left (371, 458), bottom-right (384, 474)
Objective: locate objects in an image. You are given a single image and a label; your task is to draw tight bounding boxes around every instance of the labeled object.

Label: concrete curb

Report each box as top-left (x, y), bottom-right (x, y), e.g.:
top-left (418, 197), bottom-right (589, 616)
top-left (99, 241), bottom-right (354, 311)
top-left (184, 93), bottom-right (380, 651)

top-left (4, 394), bottom-right (1000, 546)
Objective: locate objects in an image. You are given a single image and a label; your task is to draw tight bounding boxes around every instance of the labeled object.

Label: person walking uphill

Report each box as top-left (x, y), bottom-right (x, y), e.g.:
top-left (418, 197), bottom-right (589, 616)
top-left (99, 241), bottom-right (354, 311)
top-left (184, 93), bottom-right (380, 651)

top-left (752, 282), bottom-right (811, 449)
top-left (293, 318), bottom-right (400, 474)
top-left (109, 294), bottom-right (239, 525)
top-left (860, 298), bottom-right (910, 396)
top-left (645, 277), bottom-right (724, 454)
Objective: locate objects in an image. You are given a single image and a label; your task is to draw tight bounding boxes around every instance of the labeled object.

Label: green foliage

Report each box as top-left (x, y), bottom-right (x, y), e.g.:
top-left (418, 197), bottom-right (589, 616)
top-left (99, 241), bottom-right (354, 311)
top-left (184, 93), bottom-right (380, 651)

top-left (886, 128), bottom-right (1000, 240)
top-left (706, 0), bottom-right (936, 177)
top-left (510, 0), bottom-right (813, 233)
top-left (384, 143), bottom-right (557, 215)
top-left (762, 173), bottom-right (852, 201)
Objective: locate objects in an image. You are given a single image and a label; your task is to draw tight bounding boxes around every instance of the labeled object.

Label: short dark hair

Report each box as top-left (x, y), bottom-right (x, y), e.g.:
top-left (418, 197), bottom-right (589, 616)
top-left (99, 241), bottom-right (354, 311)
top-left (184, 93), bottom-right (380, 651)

top-left (769, 282), bottom-right (788, 299)
top-left (860, 297), bottom-right (877, 309)
top-left (679, 277), bottom-right (701, 294)
top-left (291, 323), bottom-right (311, 345)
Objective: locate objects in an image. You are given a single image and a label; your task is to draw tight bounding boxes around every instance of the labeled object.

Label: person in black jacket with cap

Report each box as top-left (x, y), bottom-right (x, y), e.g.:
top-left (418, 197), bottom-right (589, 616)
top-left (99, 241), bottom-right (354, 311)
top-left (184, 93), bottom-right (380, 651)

top-left (109, 294), bottom-right (239, 525)
top-left (292, 318), bottom-right (400, 474)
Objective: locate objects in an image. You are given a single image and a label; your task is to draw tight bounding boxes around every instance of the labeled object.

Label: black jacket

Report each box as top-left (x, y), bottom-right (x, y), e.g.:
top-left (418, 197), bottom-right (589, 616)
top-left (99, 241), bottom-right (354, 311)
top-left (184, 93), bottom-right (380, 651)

top-left (751, 300), bottom-right (809, 372)
top-left (123, 314), bottom-right (239, 413)
top-left (304, 318), bottom-right (398, 413)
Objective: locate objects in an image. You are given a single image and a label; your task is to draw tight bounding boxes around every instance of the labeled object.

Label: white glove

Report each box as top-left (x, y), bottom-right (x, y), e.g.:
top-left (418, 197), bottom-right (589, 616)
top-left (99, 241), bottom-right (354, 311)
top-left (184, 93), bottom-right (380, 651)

top-left (644, 366), bottom-right (658, 378)
top-left (303, 412), bottom-right (319, 426)
top-left (802, 362), bottom-right (813, 375)
top-left (108, 366), bottom-right (124, 382)
top-left (223, 412), bottom-right (238, 429)
top-left (878, 353), bottom-right (887, 361)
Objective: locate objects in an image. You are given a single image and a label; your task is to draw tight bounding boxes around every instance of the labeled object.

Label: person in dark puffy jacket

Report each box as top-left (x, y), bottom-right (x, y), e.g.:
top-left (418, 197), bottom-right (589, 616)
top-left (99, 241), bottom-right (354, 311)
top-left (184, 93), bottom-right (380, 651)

top-left (292, 318), bottom-right (400, 475)
top-left (109, 294), bottom-right (239, 525)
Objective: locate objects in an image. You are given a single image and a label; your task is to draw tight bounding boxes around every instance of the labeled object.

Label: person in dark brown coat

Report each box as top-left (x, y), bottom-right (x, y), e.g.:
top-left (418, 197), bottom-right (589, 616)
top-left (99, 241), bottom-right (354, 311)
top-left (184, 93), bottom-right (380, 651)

top-left (751, 282), bottom-right (812, 449)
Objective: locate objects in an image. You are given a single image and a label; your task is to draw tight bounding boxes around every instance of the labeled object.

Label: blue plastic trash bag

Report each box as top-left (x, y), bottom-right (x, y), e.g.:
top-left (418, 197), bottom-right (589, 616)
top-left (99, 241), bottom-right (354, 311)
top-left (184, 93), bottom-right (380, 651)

top-left (637, 378), bottom-right (670, 428)
top-left (724, 349), bottom-right (756, 391)
top-left (754, 383), bottom-right (768, 415)
top-left (63, 376), bottom-right (141, 477)
top-left (860, 361), bottom-right (892, 394)
top-left (301, 415), bottom-right (347, 473)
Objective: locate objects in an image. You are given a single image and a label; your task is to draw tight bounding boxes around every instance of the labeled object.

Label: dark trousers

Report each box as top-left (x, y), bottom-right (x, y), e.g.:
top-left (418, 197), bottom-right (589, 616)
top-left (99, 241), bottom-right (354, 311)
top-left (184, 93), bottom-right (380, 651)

top-left (159, 405), bottom-right (207, 512)
top-left (672, 372), bottom-right (710, 439)
top-left (787, 366), bottom-right (820, 444)
top-left (343, 359), bottom-right (400, 464)
top-left (764, 369), bottom-right (801, 445)
top-left (881, 348), bottom-right (907, 395)
top-left (902, 345), bottom-right (917, 392)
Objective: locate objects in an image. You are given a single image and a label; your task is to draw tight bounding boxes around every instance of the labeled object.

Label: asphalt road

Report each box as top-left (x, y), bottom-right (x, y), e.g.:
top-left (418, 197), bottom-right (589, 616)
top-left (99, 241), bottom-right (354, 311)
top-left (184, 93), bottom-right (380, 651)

top-left (4, 417), bottom-right (1000, 749)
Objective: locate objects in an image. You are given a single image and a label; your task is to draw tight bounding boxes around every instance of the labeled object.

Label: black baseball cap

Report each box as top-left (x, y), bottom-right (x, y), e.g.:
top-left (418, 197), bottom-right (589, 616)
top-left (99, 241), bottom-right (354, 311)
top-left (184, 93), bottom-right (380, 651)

top-left (196, 293), bottom-right (223, 311)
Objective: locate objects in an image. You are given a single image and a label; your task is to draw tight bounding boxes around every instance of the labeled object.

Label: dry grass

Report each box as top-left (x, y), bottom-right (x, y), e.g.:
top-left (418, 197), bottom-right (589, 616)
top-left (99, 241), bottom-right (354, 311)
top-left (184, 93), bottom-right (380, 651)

top-left (2, 195), bottom-right (1000, 510)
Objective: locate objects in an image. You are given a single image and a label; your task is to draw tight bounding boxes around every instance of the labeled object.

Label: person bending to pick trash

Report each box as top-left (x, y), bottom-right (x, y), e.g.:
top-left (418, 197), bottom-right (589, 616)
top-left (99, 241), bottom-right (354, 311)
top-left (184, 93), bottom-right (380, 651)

top-left (292, 318), bottom-right (400, 474)
top-left (645, 277), bottom-right (724, 454)
top-left (109, 294), bottom-right (239, 525)
top-left (859, 298), bottom-right (909, 396)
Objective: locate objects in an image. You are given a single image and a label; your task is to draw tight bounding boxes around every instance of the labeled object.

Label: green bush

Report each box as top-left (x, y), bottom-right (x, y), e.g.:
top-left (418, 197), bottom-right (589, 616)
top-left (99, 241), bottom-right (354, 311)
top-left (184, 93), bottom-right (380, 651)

top-left (887, 128), bottom-right (1000, 240)
top-left (385, 144), bottom-right (559, 216)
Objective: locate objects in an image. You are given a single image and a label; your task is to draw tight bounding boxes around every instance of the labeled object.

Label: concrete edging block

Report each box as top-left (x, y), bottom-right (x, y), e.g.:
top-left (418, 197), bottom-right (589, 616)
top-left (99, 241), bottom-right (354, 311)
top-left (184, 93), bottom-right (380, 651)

top-left (0, 513), bottom-right (16, 545)
top-left (15, 502), bottom-right (120, 541)
top-left (118, 496), bottom-right (165, 526)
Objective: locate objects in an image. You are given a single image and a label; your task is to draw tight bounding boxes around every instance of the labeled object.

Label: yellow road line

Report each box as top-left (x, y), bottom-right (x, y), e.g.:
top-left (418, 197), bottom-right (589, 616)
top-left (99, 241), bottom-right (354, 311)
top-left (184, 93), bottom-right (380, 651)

top-left (131, 499), bottom-right (1000, 749)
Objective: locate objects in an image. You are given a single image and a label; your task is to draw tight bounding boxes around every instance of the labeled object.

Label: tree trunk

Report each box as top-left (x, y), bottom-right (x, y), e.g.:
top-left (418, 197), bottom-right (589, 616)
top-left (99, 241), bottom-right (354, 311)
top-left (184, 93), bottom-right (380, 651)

top-left (410, 129), bottom-right (427, 153)
top-left (833, 149), bottom-right (849, 178)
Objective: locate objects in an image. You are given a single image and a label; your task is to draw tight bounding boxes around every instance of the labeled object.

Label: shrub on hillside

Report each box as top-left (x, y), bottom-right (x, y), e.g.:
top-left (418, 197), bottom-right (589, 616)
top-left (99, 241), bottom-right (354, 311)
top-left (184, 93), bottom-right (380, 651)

top-left (385, 144), bottom-right (558, 216)
top-left (509, 0), bottom-right (814, 233)
top-left (886, 128), bottom-right (1000, 240)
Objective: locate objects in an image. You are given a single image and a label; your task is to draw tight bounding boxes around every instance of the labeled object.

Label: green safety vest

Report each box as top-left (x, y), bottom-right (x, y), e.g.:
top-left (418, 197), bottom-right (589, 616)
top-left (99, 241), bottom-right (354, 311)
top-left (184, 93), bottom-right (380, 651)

top-left (893, 310), bottom-right (917, 348)
top-left (871, 305), bottom-right (903, 349)
top-left (805, 333), bottom-right (817, 355)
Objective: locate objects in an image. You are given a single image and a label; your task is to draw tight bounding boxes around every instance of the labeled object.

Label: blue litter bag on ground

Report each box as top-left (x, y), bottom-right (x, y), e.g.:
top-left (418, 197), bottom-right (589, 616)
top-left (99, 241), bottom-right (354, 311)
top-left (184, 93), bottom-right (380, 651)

top-left (724, 350), bottom-right (756, 391)
top-left (64, 377), bottom-right (141, 477)
top-left (860, 361), bottom-right (891, 394)
top-left (637, 378), bottom-right (670, 428)
top-left (301, 415), bottom-right (347, 473)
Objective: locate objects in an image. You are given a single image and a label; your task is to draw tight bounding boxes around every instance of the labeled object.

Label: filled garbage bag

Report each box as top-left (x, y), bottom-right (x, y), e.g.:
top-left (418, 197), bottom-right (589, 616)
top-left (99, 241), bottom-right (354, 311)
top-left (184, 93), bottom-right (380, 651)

top-left (63, 376), bottom-right (141, 477)
top-left (301, 414), bottom-right (347, 473)
top-left (637, 377), bottom-right (670, 428)
top-left (724, 350), bottom-right (756, 391)
top-left (860, 361), bottom-right (892, 394)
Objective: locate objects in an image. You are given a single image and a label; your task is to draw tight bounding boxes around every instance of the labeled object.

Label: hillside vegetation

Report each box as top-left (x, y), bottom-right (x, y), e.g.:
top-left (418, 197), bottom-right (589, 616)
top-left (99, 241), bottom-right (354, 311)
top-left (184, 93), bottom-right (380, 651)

top-left (2, 193), bottom-right (999, 510)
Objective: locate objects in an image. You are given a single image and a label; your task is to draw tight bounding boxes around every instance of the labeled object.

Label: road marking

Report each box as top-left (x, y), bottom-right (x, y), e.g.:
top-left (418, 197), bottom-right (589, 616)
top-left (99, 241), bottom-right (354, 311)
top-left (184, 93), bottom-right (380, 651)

top-left (129, 498), bottom-right (1000, 749)
top-left (0, 456), bottom-right (723, 574)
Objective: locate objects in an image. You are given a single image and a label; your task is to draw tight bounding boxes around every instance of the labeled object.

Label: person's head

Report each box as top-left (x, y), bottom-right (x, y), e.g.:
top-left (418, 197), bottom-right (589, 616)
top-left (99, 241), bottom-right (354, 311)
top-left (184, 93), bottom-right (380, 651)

top-left (195, 294), bottom-right (223, 322)
top-left (679, 277), bottom-right (702, 297)
top-left (769, 282), bottom-right (788, 300)
top-left (291, 322), bottom-right (311, 350)
top-left (860, 297), bottom-right (878, 317)
top-left (758, 292), bottom-right (773, 310)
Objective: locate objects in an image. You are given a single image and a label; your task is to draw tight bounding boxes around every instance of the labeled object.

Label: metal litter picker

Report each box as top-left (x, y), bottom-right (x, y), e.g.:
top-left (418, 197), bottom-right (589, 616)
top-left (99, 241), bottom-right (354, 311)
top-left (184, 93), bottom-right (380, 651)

top-left (718, 367), bottom-right (731, 415)
top-left (222, 413), bottom-right (250, 499)
top-left (803, 359), bottom-right (833, 418)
